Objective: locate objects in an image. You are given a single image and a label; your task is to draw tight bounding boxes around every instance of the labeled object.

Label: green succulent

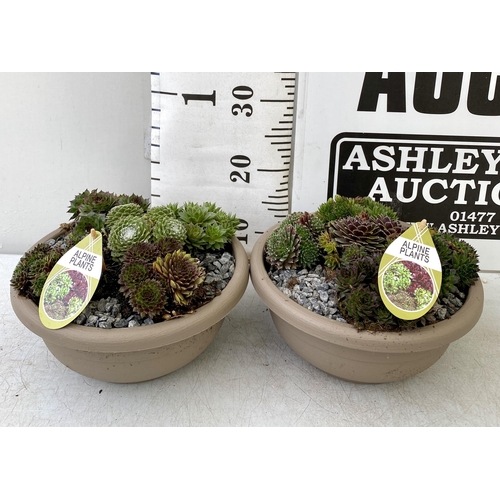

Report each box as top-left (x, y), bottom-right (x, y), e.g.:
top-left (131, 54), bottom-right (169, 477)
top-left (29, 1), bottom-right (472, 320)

top-left (318, 231), bottom-right (340, 269)
top-left (340, 243), bottom-right (369, 263)
top-left (266, 224), bottom-right (301, 270)
top-left (145, 205), bottom-right (179, 225)
top-left (71, 213), bottom-right (107, 240)
top-left (184, 223), bottom-right (206, 250)
top-left (354, 196), bottom-right (398, 218)
top-left (295, 224), bottom-right (319, 269)
top-left (178, 201), bottom-right (217, 226)
top-left (373, 306), bottom-right (401, 330)
top-left (298, 212), bottom-right (326, 237)
top-left (176, 202), bottom-right (239, 250)
top-left (266, 212), bottom-right (322, 270)
top-left (450, 239), bottom-right (480, 289)
top-left (32, 273), bottom-right (50, 298)
top-left (340, 285), bottom-right (383, 330)
top-left (107, 215), bottom-right (153, 261)
top-left (151, 216), bottom-right (187, 245)
top-left (202, 222), bottom-right (230, 250)
top-left (128, 278), bottom-right (168, 319)
top-left (106, 203), bottom-right (145, 230)
top-left (213, 211), bottom-right (240, 241)
top-left (432, 231), bottom-right (480, 296)
top-left (316, 195), bottom-right (362, 223)
top-left (334, 249), bottom-right (406, 331)
top-left (153, 250), bottom-right (206, 306)
top-left (316, 195), bottom-right (397, 224)
top-left (118, 260), bottom-right (154, 297)
top-left (336, 251), bottom-right (381, 300)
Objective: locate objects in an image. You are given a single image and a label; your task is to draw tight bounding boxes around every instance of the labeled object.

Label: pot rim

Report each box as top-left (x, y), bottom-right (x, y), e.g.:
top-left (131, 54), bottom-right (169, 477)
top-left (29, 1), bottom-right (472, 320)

top-left (10, 229), bottom-right (249, 353)
top-left (249, 224), bottom-right (484, 354)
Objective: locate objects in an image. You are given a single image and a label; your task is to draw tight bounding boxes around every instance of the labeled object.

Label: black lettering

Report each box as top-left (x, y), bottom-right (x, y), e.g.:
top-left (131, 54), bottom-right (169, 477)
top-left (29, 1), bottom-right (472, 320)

top-left (413, 72), bottom-right (463, 114)
top-left (467, 73), bottom-right (500, 116)
top-left (357, 72), bottom-right (406, 112)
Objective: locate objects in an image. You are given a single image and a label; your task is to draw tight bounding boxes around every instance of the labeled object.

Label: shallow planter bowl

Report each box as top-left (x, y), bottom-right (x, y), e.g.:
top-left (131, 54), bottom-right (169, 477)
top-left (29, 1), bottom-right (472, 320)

top-left (250, 225), bottom-right (484, 384)
top-left (11, 229), bottom-right (249, 383)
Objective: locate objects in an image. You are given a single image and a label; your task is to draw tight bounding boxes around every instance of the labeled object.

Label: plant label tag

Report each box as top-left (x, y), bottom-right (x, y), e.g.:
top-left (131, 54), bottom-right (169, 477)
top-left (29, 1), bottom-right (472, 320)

top-left (39, 230), bottom-right (103, 329)
top-left (378, 220), bottom-right (442, 320)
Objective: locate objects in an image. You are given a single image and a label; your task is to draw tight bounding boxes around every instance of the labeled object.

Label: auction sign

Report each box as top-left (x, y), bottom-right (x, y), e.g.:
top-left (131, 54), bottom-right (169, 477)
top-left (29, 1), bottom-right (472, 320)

top-left (292, 72), bottom-right (500, 270)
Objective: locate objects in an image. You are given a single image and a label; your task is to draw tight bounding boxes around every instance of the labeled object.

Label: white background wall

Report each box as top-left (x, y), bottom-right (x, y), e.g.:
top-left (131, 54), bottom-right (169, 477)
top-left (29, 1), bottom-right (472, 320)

top-left (0, 73), bottom-right (151, 254)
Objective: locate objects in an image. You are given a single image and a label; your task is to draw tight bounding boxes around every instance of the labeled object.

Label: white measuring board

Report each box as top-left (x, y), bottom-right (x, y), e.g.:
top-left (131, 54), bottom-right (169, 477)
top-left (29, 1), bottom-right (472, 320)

top-left (150, 72), bottom-right (296, 250)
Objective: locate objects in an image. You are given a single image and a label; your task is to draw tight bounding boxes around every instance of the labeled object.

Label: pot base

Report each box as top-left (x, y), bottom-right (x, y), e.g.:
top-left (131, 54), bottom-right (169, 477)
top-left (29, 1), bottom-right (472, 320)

top-left (44, 321), bottom-right (222, 383)
top-left (271, 312), bottom-right (448, 383)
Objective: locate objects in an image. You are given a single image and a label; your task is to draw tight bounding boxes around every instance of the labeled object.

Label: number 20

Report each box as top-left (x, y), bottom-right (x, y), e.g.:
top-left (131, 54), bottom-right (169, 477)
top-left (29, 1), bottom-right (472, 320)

top-left (230, 154), bottom-right (251, 183)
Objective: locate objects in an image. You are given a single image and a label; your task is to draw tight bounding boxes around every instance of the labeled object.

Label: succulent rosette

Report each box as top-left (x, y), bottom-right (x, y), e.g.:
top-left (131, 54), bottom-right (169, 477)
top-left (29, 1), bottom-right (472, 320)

top-left (107, 215), bottom-right (153, 261)
top-left (151, 216), bottom-right (187, 245)
top-left (265, 224), bottom-right (301, 270)
top-left (106, 203), bottom-right (145, 230)
top-left (153, 250), bottom-right (206, 306)
top-left (128, 279), bottom-right (168, 319)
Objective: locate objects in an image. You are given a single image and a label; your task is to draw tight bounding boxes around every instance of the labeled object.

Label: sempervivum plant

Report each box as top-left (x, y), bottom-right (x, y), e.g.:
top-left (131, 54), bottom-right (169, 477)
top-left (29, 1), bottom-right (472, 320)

top-left (266, 223), bottom-right (301, 270)
top-left (329, 213), bottom-right (388, 251)
top-left (265, 194), bottom-right (480, 332)
top-left (11, 190), bottom-right (241, 327)
top-left (151, 216), bottom-right (187, 244)
top-left (107, 216), bottom-right (153, 261)
top-left (128, 279), bottom-right (168, 319)
top-left (118, 260), bottom-right (154, 297)
top-left (106, 203), bottom-right (145, 230)
top-left (153, 250), bottom-right (206, 306)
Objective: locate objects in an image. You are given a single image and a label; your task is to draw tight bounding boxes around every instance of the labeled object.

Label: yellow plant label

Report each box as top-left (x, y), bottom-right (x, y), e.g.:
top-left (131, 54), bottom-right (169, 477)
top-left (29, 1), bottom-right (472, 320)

top-left (39, 230), bottom-right (103, 329)
top-left (378, 221), bottom-right (442, 320)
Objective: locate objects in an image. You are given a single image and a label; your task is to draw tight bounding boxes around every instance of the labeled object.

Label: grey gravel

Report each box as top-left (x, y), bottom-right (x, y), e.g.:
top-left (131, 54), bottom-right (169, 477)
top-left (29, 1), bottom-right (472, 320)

top-left (268, 264), bottom-right (347, 322)
top-left (198, 251), bottom-right (235, 291)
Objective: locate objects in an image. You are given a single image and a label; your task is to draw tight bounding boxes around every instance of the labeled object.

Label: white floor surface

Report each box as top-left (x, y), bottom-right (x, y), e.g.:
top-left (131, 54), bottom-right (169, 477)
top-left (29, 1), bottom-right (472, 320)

top-left (1, 253), bottom-right (500, 427)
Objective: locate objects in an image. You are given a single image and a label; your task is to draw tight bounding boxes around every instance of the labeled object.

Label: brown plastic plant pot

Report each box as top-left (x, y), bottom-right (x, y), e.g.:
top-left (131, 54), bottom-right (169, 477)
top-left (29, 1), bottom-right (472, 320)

top-left (249, 224), bottom-right (484, 384)
top-left (10, 228), bottom-right (249, 384)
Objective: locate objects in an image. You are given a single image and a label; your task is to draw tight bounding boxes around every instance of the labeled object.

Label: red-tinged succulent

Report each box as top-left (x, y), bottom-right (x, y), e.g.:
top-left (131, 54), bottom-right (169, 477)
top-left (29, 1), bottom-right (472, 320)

top-left (156, 237), bottom-right (184, 256)
top-left (128, 278), bottom-right (168, 319)
top-left (329, 213), bottom-right (387, 251)
top-left (118, 260), bottom-right (154, 297)
top-left (153, 250), bottom-right (206, 306)
top-left (123, 241), bottom-right (161, 264)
